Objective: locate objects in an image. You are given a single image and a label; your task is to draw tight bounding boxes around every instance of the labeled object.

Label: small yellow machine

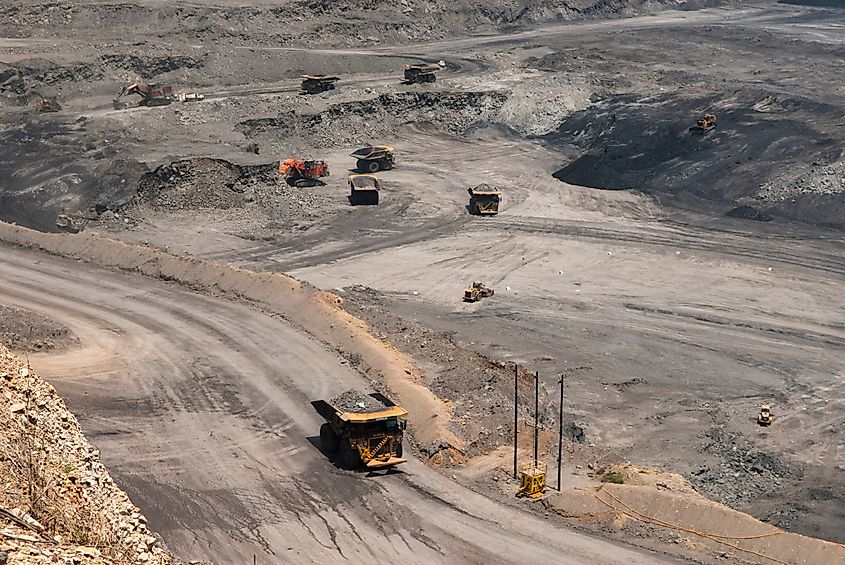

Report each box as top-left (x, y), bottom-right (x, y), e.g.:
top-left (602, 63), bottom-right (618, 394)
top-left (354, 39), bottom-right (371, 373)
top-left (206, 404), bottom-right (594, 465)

top-left (690, 113), bottom-right (717, 134)
top-left (464, 281), bottom-right (494, 302)
top-left (517, 462), bottom-right (546, 498)
top-left (757, 403), bottom-right (773, 426)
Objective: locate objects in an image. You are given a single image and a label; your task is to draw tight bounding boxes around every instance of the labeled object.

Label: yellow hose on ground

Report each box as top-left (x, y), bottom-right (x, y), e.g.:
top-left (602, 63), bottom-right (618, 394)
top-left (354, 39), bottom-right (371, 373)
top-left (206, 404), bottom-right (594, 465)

top-left (585, 486), bottom-right (793, 565)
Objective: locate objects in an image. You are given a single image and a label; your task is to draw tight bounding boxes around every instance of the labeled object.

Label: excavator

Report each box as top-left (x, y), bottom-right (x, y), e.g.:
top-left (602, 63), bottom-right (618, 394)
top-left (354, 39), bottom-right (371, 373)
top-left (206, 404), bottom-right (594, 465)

top-left (113, 82), bottom-right (173, 109)
top-left (279, 158), bottom-right (330, 187)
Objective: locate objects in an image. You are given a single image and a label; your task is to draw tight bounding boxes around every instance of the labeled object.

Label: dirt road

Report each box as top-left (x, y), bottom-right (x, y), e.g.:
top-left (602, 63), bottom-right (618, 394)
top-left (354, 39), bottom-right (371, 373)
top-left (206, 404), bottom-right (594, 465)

top-left (0, 245), bottom-right (684, 564)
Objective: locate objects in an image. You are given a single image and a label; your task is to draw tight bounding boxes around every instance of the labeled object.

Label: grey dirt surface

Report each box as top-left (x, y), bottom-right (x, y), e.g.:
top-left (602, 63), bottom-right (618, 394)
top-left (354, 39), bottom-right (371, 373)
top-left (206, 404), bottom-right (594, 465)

top-left (0, 245), bottom-right (686, 565)
top-left (2, 0), bottom-right (845, 560)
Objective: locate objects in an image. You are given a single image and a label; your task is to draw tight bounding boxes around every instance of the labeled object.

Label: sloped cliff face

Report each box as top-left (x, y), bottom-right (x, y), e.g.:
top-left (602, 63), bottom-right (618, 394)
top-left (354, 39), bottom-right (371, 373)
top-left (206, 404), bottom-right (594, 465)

top-left (0, 345), bottom-right (173, 565)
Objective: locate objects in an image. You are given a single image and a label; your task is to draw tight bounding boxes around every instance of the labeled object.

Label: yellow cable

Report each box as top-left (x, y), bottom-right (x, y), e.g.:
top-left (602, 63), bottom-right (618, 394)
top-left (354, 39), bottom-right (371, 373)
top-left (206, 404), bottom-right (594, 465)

top-left (600, 486), bottom-right (781, 540)
top-left (585, 486), bottom-right (793, 565)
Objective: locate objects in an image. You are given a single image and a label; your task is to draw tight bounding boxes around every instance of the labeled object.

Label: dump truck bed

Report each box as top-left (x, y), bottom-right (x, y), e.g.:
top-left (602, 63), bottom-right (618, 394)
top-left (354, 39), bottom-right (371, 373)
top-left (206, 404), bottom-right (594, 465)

top-left (350, 146), bottom-right (394, 161)
top-left (312, 392), bottom-right (407, 425)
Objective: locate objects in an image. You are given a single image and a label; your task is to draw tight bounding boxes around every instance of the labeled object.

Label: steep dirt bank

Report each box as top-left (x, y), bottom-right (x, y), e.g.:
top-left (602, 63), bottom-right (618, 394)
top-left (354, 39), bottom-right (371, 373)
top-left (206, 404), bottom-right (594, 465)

top-left (0, 345), bottom-right (172, 564)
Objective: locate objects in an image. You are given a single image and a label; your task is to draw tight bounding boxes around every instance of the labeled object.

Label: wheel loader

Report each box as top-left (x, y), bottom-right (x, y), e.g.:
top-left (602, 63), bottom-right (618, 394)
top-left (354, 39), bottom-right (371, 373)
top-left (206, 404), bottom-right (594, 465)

top-left (690, 113), bottom-right (717, 134)
top-left (464, 281), bottom-right (494, 302)
top-left (311, 392), bottom-right (407, 470)
top-left (351, 145), bottom-right (395, 173)
top-left (348, 174), bottom-right (380, 205)
top-left (279, 158), bottom-right (329, 187)
top-left (468, 184), bottom-right (501, 215)
top-left (113, 82), bottom-right (173, 109)
top-left (300, 74), bottom-right (339, 95)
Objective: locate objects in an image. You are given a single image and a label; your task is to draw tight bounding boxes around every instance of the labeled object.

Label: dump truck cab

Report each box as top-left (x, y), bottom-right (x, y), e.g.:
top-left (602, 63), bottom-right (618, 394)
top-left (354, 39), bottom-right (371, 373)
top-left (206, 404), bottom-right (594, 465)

top-left (351, 145), bottom-right (395, 173)
top-left (300, 74), bottom-right (339, 95)
top-left (348, 174), bottom-right (380, 205)
top-left (468, 184), bottom-right (501, 215)
top-left (312, 392), bottom-right (407, 470)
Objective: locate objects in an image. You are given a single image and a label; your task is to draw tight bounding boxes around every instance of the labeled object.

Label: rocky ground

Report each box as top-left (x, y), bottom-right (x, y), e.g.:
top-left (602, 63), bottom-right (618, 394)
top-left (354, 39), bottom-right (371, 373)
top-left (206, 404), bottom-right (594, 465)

top-left (0, 346), bottom-right (172, 564)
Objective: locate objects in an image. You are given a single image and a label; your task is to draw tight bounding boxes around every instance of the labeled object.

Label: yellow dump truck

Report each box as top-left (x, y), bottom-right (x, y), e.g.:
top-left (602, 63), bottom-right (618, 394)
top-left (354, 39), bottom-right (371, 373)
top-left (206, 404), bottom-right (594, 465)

top-left (311, 391), bottom-right (407, 470)
top-left (468, 184), bottom-right (501, 215)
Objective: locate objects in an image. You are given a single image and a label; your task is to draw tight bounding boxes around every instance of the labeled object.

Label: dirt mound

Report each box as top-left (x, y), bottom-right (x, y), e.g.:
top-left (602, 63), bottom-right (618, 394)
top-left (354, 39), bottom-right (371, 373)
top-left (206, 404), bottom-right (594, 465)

top-left (330, 390), bottom-right (386, 413)
top-left (238, 91), bottom-right (509, 147)
top-left (726, 205), bottom-right (772, 222)
top-left (137, 158), bottom-right (275, 210)
top-left (0, 305), bottom-right (77, 353)
top-left (0, 346), bottom-right (172, 564)
top-left (548, 92), bottom-right (845, 228)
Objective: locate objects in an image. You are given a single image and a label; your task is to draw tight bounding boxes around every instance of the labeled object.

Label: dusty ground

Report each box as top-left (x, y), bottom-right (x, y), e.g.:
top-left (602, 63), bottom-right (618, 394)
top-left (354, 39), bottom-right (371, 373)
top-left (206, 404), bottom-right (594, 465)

top-left (1, 0), bottom-right (844, 560)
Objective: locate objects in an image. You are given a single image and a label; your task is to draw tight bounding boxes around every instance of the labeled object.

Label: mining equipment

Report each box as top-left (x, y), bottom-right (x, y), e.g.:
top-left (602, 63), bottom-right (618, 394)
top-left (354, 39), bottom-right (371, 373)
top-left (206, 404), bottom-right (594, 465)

top-left (468, 184), bottom-right (502, 215)
top-left (300, 74), bottom-right (339, 95)
top-left (757, 404), bottom-right (773, 426)
top-left (348, 174), bottom-right (380, 205)
top-left (113, 82), bottom-right (173, 109)
top-left (279, 158), bottom-right (330, 187)
top-left (464, 281), bottom-right (494, 302)
top-left (690, 113), bottom-right (717, 134)
top-left (311, 392), bottom-right (407, 470)
top-left (403, 62), bottom-right (444, 84)
top-left (351, 145), bottom-right (395, 173)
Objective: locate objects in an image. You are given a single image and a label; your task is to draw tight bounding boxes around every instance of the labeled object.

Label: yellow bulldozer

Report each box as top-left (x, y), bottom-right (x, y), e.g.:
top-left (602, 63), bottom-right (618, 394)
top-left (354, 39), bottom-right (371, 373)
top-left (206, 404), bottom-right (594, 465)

top-left (690, 113), bottom-right (717, 134)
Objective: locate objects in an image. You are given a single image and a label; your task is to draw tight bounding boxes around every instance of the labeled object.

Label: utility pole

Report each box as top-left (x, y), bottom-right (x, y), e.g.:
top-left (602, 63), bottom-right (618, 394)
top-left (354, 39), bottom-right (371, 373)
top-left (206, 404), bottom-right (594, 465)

top-left (533, 371), bottom-right (539, 468)
top-left (558, 373), bottom-right (564, 491)
top-left (513, 363), bottom-right (519, 479)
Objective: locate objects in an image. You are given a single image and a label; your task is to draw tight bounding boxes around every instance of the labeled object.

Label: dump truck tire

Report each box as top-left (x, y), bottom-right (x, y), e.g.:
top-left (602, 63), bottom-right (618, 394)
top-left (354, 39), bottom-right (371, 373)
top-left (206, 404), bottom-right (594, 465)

top-left (378, 159), bottom-right (392, 171)
top-left (341, 439), bottom-right (361, 469)
top-left (366, 160), bottom-right (380, 173)
top-left (320, 423), bottom-right (339, 453)
top-left (395, 441), bottom-right (403, 458)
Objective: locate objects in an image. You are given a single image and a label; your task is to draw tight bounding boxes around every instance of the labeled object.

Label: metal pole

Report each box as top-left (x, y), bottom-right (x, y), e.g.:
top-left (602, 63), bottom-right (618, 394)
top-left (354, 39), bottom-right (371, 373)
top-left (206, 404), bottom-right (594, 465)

top-left (533, 371), bottom-right (539, 468)
top-left (558, 373), bottom-right (564, 491)
top-left (513, 363), bottom-right (518, 479)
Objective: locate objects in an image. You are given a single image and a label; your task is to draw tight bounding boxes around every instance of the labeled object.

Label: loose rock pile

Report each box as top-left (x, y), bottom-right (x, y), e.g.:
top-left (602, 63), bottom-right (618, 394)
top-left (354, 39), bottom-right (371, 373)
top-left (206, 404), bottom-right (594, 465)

top-left (330, 390), bottom-right (386, 413)
top-left (756, 160), bottom-right (845, 201)
top-left (0, 346), bottom-right (172, 564)
top-left (238, 91), bottom-right (509, 148)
